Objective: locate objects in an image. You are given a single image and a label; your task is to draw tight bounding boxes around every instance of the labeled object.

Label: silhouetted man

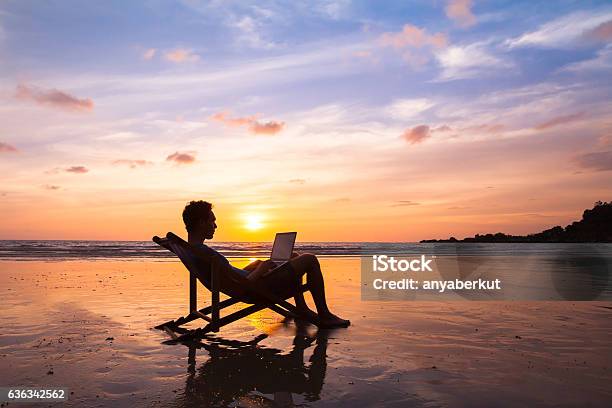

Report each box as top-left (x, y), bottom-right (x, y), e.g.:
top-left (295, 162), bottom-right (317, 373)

top-left (182, 200), bottom-right (350, 328)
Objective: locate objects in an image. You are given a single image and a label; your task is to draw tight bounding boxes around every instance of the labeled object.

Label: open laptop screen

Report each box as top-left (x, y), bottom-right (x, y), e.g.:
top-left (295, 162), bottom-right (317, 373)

top-left (270, 232), bottom-right (297, 261)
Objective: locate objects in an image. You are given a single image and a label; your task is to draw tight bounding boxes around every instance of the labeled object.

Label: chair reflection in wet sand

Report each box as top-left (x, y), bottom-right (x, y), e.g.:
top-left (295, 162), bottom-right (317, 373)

top-left (177, 323), bottom-right (333, 407)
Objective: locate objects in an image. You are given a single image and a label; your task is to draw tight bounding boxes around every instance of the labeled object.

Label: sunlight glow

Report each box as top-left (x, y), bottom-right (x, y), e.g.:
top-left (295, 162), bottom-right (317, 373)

top-left (243, 214), bottom-right (264, 231)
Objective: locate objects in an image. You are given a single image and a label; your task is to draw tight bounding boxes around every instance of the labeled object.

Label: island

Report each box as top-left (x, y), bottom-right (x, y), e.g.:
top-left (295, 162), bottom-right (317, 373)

top-left (421, 201), bottom-right (612, 243)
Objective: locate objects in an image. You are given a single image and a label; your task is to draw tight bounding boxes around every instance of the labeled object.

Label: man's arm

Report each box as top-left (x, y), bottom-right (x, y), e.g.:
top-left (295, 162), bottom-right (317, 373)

top-left (245, 260), bottom-right (276, 282)
top-left (242, 259), bottom-right (263, 272)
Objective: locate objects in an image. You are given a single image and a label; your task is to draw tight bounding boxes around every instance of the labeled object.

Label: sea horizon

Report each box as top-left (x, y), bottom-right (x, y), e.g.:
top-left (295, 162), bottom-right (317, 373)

top-left (1, 239), bottom-right (610, 261)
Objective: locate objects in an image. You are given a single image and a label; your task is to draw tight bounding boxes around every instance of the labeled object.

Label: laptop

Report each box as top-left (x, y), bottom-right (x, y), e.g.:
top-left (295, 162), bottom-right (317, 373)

top-left (269, 232), bottom-right (297, 270)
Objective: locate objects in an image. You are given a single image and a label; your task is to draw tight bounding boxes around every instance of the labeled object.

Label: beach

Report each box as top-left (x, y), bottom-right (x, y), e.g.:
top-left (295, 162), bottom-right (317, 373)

top-left (1, 256), bottom-right (611, 407)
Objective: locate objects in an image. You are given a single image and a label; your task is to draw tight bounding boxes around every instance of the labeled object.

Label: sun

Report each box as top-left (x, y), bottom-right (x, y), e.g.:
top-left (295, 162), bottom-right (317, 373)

top-left (243, 213), bottom-right (264, 231)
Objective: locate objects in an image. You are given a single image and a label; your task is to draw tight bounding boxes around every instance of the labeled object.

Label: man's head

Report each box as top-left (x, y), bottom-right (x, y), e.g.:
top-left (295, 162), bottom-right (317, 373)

top-left (182, 200), bottom-right (216, 240)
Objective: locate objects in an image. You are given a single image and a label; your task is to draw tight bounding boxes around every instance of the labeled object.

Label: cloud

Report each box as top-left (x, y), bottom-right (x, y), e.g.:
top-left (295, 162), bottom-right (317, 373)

top-left (42, 184), bottom-right (60, 190)
top-left (0, 142), bottom-right (18, 153)
top-left (574, 150), bottom-right (612, 171)
top-left (66, 166), bottom-right (89, 174)
top-left (433, 125), bottom-right (452, 132)
top-left (561, 44), bottom-right (612, 72)
top-left (534, 112), bottom-right (586, 130)
top-left (380, 24), bottom-right (447, 49)
top-left (231, 15), bottom-right (277, 49)
top-left (584, 20), bottom-right (612, 41)
top-left (435, 42), bottom-right (512, 81)
top-left (166, 151), bottom-right (196, 164)
top-left (15, 84), bottom-right (94, 112)
top-left (599, 134), bottom-right (612, 146)
top-left (249, 120), bottom-right (285, 135)
top-left (112, 159), bottom-right (154, 169)
top-left (462, 123), bottom-right (505, 133)
top-left (392, 200), bottom-right (420, 207)
top-left (164, 48), bottom-right (200, 63)
top-left (142, 48), bottom-right (157, 60)
top-left (506, 11), bottom-right (612, 48)
top-left (315, 0), bottom-right (351, 20)
top-left (353, 50), bottom-right (371, 58)
top-left (211, 111), bottom-right (285, 135)
top-left (445, 0), bottom-right (476, 28)
top-left (211, 111), bottom-right (257, 127)
top-left (289, 178), bottom-right (306, 184)
top-left (402, 125), bottom-right (431, 144)
top-left (401, 49), bottom-right (430, 68)
top-left (385, 98), bottom-right (435, 120)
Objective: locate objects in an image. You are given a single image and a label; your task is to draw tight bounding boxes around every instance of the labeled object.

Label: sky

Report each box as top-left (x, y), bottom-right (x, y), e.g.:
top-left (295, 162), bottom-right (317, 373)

top-left (0, 0), bottom-right (611, 241)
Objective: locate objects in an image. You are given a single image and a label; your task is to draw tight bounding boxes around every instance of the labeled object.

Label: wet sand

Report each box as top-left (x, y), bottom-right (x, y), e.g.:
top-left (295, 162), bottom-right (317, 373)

top-left (1, 258), bottom-right (611, 407)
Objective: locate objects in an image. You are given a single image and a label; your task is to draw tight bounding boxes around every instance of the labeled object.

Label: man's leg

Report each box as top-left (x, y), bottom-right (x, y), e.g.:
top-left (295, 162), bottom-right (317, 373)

top-left (289, 254), bottom-right (330, 315)
top-left (289, 254), bottom-right (349, 327)
top-left (289, 252), bottom-right (311, 312)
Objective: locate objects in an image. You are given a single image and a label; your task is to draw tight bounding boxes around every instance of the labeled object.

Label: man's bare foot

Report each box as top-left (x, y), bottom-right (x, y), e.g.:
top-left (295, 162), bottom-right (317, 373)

top-left (319, 313), bottom-right (350, 328)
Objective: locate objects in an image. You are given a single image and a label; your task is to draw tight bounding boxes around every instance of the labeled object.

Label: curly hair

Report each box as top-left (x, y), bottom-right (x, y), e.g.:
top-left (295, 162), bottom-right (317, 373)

top-left (182, 200), bottom-right (213, 233)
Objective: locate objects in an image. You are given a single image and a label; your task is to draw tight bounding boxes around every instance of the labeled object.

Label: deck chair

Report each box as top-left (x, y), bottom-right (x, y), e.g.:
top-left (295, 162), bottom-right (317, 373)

top-left (153, 232), bottom-right (319, 340)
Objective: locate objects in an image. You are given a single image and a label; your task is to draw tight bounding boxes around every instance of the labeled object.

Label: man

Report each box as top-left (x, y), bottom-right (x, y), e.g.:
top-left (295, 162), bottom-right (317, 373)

top-left (182, 200), bottom-right (350, 328)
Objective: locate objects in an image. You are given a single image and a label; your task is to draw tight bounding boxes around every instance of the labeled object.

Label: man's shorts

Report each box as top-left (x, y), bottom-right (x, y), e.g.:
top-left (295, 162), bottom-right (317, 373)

top-left (262, 262), bottom-right (299, 299)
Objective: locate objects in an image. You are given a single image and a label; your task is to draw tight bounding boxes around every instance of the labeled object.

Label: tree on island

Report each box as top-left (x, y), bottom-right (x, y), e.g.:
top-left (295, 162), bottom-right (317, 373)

top-left (421, 201), bottom-right (612, 243)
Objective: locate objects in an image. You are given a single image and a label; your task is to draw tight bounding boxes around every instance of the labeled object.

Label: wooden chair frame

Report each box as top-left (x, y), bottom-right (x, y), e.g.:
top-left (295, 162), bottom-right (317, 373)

top-left (153, 232), bottom-right (318, 340)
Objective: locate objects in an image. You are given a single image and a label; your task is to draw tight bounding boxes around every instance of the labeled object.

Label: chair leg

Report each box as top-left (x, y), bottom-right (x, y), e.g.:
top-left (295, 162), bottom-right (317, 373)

top-left (189, 272), bottom-right (197, 313)
top-left (268, 303), bottom-right (295, 318)
top-left (154, 297), bottom-right (241, 330)
top-left (212, 289), bottom-right (220, 332)
top-left (156, 279), bottom-right (319, 337)
top-left (211, 266), bottom-right (220, 332)
top-left (177, 303), bottom-right (268, 341)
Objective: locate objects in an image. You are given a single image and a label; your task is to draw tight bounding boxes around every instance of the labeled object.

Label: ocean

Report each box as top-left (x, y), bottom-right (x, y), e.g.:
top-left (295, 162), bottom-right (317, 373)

top-left (0, 240), bottom-right (377, 260)
top-left (0, 240), bottom-right (610, 260)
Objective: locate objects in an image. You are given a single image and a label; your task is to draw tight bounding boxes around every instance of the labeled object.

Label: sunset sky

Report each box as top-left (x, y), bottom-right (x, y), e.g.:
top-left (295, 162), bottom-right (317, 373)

top-left (0, 0), bottom-right (611, 241)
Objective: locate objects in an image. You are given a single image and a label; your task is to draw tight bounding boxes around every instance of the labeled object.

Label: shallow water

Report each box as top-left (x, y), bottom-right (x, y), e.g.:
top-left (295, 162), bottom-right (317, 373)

top-left (1, 258), bottom-right (611, 407)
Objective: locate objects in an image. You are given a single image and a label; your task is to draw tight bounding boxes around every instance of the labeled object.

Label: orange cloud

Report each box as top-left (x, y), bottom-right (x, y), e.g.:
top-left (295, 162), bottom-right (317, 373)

top-left (535, 112), bottom-right (585, 130)
top-left (166, 151), bottom-right (196, 164)
top-left (380, 24), bottom-right (447, 49)
top-left (164, 48), bottom-right (200, 63)
top-left (211, 111), bottom-right (257, 127)
top-left (66, 166), bottom-right (89, 174)
top-left (584, 20), bottom-right (612, 41)
top-left (0, 142), bottom-right (18, 153)
top-left (445, 0), bottom-right (477, 28)
top-left (599, 134), bottom-right (612, 146)
top-left (142, 48), bottom-right (157, 60)
top-left (211, 111), bottom-right (285, 135)
top-left (15, 84), bottom-right (94, 112)
top-left (392, 200), bottom-right (420, 207)
top-left (249, 120), bottom-right (285, 135)
top-left (402, 125), bottom-right (431, 144)
top-left (401, 49), bottom-right (430, 68)
top-left (112, 159), bottom-right (154, 169)
top-left (289, 178), bottom-right (306, 184)
top-left (42, 184), bottom-right (60, 190)
top-left (574, 150), bottom-right (612, 171)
